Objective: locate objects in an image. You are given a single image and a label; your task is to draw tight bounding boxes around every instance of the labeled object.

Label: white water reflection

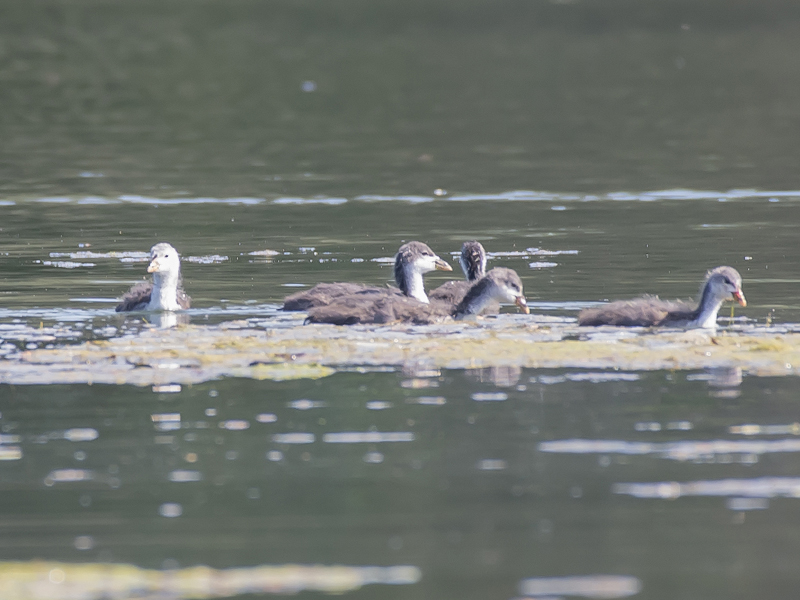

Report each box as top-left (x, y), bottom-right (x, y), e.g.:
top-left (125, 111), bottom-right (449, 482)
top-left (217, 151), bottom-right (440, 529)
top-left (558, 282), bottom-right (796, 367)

top-left (366, 400), bottom-right (393, 410)
top-left (477, 459), bottom-right (508, 471)
top-left (4, 188), bottom-right (800, 207)
top-left (159, 503), bottom-right (183, 517)
top-left (564, 372), bottom-right (640, 383)
top-left (471, 392), bottom-right (509, 402)
top-left (0, 447), bottom-right (22, 460)
top-left (38, 260), bottom-right (96, 269)
top-left (168, 470), bottom-right (202, 482)
top-left (289, 399), bottom-right (327, 410)
top-left (152, 384), bottom-right (181, 393)
top-left (49, 250), bottom-right (148, 260)
top-left (539, 438), bottom-right (800, 462)
top-left (272, 433), bottom-right (315, 444)
top-left (406, 396), bottom-right (447, 405)
top-left (218, 420), bottom-right (250, 431)
top-left (44, 469), bottom-right (94, 484)
top-left (63, 428), bottom-right (99, 442)
top-left (183, 255), bottom-right (228, 264)
top-left (401, 378), bottom-right (440, 389)
top-left (466, 367), bottom-right (522, 387)
top-left (633, 421), bottom-right (693, 432)
top-left (613, 477), bottom-right (800, 500)
top-left (727, 498), bottom-right (769, 511)
top-left (363, 451), bottom-right (385, 463)
top-left (151, 413), bottom-right (180, 433)
top-left (517, 575), bottom-right (642, 598)
top-left (730, 422), bottom-right (800, 436)
top-left (323, 432), bottom-right (415, 443)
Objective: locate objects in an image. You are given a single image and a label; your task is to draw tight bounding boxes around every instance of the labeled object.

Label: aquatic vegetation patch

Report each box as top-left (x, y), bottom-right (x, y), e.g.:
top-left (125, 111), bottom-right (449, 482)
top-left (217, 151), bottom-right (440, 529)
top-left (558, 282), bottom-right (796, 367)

top-left (0, 561), bottom-right (421, 599)
top-left (3, 318), bottom-right (800, 385)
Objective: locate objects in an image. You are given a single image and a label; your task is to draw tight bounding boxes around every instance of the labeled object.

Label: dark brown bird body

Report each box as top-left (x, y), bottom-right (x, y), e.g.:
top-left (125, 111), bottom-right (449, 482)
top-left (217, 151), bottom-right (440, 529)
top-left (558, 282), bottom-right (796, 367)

top-left (578, 296), bottom-right (698, 327)
top-left (578, 266), bottom-right (746, 328)
top-left (428, 240), bottom-right (488, 306)
top-left (116, 282), bottom-right (191, 312)
top-left (282, 282), bottom-right (376, 311)
top-left (282, 241), bottom-right (451, 310)
top-left (304, 292), bottom-right (450, 325)
top-left (305, 267), bottom-right (528, 325)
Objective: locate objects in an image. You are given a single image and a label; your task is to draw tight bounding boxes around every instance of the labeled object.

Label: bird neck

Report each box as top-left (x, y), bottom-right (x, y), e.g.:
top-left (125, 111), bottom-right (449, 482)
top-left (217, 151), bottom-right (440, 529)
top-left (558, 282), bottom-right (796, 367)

top-left (691, 284), bottom-right (723, 328)
top-left (397, 264), bottom-right (429, 303)
top-left (149, 270), bottom-right (182, 311)
top-left (453, 279), bottom-right (494, 317)
top-left (460, 256), bottom-right (485, 282)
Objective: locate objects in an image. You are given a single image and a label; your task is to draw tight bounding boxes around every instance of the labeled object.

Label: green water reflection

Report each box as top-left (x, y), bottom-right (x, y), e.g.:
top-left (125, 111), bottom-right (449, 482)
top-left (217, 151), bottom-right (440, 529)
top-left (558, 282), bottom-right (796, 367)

top-left (1, 371), bottom-right (800, 599)
top-left (2, 0), bottom-right (800, 197)
top-left (2, 0), bottom-right (800, 597)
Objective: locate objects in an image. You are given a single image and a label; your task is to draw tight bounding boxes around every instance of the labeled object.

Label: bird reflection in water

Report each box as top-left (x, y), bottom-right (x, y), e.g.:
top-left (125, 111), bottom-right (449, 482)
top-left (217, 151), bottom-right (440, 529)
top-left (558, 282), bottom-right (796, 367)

top-left (148, 312), bottom-right (190, 329)
top-left (465, 366), bottom-right (522, 388)
top-left (707, 366), bottom-right (743, 398)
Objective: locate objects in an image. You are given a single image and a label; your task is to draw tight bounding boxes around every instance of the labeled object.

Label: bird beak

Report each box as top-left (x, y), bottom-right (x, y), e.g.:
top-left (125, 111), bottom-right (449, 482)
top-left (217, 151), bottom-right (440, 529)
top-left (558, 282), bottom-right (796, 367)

top-left (147, 259), bottom-right (159, 273)
top-left (434, 258), bottom-right (453, 272)
top-left (732, 289), bottom-right (746, 307)
top-left (515, 295), bottom-right (530, 314)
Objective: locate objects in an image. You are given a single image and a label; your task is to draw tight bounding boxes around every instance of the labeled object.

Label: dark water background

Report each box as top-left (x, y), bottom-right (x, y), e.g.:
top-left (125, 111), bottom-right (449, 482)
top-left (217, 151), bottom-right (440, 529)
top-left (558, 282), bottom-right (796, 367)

top-left (2, 0), bottom-right (800, 198)
top-left (1, 1), bottom-right (800, 598)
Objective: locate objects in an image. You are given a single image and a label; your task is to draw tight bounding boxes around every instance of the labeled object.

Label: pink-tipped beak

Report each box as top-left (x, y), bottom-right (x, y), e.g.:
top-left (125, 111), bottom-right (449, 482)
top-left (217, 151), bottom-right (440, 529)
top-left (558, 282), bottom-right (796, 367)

top-left (733, 289), bottom-right (746, 307)
top-left (515, 296), bottom-right (530, 314)
top-left (147, 260), bottom-right (159, 273)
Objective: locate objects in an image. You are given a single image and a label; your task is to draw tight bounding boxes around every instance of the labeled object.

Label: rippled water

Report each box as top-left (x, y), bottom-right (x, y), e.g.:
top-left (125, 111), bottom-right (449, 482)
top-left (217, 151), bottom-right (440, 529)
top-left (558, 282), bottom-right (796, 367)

top-left (3, 371), bottom-right (800, 599)
top-left (2, 0), bottom-right (800, 598)
top-left (1, 194), bottom-right (797, 328)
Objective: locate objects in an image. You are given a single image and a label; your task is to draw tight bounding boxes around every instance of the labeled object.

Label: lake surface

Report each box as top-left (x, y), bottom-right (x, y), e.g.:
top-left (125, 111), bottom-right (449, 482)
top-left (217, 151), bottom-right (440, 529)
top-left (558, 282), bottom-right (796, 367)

top-left (1, 0), bottom-right (800, 598)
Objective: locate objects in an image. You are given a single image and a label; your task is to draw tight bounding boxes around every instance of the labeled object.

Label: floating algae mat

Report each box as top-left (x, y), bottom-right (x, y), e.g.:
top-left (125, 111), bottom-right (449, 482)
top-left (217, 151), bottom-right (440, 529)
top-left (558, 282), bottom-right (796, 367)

top-left (0, 561), bottom-right (421, 599)
top-left (4, 314), bottom-right (800, 385)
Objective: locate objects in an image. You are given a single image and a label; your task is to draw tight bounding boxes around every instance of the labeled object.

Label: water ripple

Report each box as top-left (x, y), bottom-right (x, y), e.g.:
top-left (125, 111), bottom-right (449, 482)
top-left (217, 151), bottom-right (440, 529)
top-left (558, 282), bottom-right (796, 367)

top-left (4, 189), bottom-right (800, 206)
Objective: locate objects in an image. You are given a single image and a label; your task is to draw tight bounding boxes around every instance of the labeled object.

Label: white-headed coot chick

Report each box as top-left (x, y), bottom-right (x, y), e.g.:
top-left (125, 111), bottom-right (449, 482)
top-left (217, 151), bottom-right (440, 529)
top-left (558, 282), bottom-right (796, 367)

top-left (115, 242), bottom-right (191, 312)
top-left (578, 266), bottom-right (745, 328)
top-left (305, 266), bottom-right (528, 325)
top-left (428, 240), bottom-right (487, 305)
top-left (282, 241), bottom-right (452, 310)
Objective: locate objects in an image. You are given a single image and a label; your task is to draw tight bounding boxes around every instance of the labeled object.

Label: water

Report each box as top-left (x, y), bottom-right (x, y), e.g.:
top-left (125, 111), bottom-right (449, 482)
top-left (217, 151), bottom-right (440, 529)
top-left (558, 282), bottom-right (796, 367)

top-left (2, 371), bottom-right (800, 599)
top-left (0, 198), bottom-right (796, 320)
top-left (2, 0), bottom-right (800, 598)
top-left (2, 0), bottom-right (800, 198)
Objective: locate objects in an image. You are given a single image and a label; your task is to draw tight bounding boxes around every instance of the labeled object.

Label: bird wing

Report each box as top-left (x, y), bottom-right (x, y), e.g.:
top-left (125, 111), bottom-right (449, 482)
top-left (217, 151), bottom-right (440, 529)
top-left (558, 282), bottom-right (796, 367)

top-left (177, 289), bottom-right (192, 309)
top-left (304, 292), bottom-right (396, 325)
top-left (283, 282), bottom-right (377, 311)
top-left (115, 282), bottom-right (153, 312)
top-left (428, 281), bottom-right (471, 306)
top-left (578, 295), bottom-right (680, 326)
top-left (305, 291), bottom-right (448, 325)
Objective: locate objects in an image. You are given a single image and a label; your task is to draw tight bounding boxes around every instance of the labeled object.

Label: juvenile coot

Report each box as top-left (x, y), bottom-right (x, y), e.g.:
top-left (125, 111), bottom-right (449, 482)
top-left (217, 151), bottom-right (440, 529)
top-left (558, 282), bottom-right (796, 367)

top-left (282, 241), bottom-right (452, 310)
top-left (305, 267), bottom-right (528, 325)
top-left (428, 240), bottom-right (487, 305)
top-left (578, 266), bottom-right (746, 328)
top-left (115, 242), bottom-right (191, 312)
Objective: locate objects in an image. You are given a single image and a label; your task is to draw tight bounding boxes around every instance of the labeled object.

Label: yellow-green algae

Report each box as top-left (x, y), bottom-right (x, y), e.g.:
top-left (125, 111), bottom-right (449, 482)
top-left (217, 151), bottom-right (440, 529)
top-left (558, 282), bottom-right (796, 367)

top-left (4, 316), bottom-right (800, 385)
top-left (0, 560), bottom-right (421, 599)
